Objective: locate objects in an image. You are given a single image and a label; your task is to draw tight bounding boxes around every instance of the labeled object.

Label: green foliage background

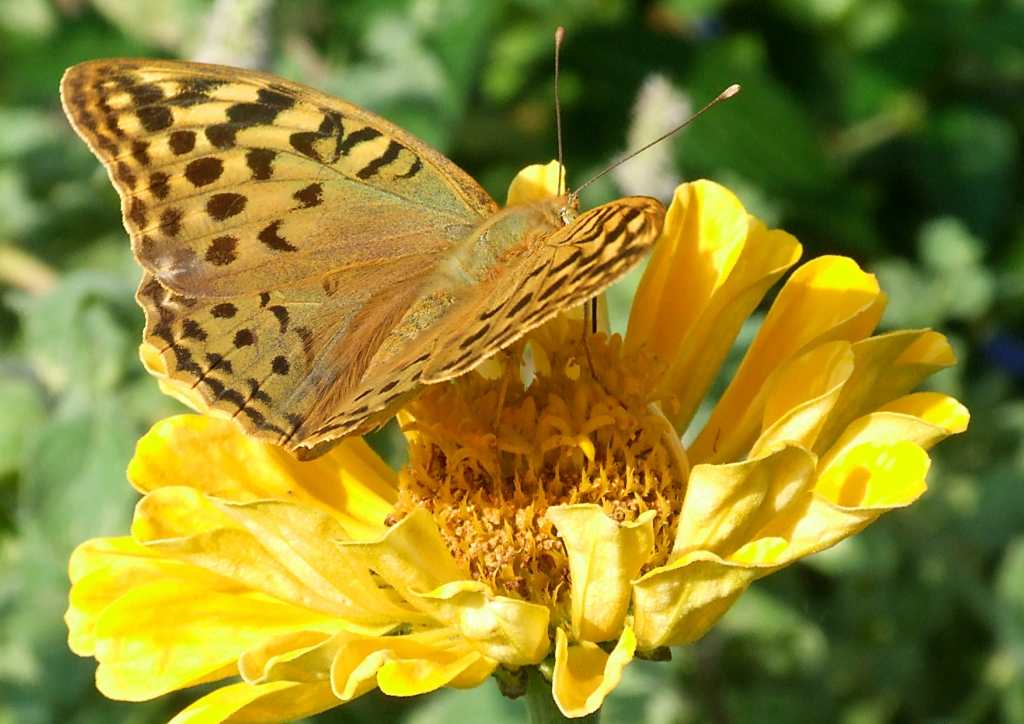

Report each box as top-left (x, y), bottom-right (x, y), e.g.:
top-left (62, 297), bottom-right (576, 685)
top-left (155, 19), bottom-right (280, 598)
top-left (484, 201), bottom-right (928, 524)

top-left (1, 0), bottom-right (1023, 722)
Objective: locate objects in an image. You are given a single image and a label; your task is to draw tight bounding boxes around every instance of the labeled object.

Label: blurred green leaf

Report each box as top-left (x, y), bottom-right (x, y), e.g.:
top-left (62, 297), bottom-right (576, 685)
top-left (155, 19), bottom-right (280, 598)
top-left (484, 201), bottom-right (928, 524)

top-left (0, 373), bottom-right (46, 479)
top-left (912, 108), bottom-right (1018, 239)
top-left (9, 270), bottom-right (139, 394)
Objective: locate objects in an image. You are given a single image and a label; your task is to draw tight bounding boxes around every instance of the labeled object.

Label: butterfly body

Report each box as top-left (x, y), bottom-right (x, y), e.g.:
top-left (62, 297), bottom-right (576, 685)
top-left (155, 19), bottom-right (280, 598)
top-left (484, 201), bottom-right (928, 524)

top-left (441, 195), bottom-right (573, 286)
top-left (61, 58), bottom-right (665, 458)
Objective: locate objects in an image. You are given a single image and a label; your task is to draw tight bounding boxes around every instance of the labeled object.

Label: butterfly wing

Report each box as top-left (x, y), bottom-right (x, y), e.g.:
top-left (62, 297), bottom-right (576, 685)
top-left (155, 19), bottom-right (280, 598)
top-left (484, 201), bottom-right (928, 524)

top-left (61, 58), bottom-right (496, 297)
top-left (424, 197), bottom-right (666, 381)
top-left (61, 58), bottom-right (498, 449)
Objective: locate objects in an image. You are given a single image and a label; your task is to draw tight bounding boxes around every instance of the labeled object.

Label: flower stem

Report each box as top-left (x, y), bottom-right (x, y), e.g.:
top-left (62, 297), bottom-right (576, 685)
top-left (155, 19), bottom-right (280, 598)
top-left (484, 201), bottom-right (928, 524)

top-left (525, 667), bottom-right (600, 724)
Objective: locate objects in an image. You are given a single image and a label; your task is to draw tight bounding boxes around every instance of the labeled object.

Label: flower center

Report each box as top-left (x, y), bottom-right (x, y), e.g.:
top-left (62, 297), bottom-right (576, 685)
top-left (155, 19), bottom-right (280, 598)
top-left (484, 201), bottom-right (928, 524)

top-left (392, 317), bottom-right (689, 618)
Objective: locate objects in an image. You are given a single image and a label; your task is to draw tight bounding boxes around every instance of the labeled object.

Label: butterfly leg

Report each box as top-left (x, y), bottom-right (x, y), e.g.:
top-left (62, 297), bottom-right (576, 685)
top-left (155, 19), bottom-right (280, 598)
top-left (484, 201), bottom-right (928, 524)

top-left (493, 341), bottom-right (524, 431)
top-left (581, 299), bottom-right (601, 383)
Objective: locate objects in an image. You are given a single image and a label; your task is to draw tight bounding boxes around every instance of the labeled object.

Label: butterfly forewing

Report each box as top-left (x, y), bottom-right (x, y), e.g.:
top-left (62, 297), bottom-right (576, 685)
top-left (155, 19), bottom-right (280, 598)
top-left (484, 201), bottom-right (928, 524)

top-left (424, 198), bottom-right (665, 382)
top-left (60, 59), bottom-right (497, 298)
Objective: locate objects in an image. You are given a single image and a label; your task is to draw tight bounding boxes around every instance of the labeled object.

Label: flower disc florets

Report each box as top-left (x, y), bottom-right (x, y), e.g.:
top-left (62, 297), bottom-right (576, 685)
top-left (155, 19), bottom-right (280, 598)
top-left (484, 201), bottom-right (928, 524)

top-left (394, 316), bottom-right (688, 616)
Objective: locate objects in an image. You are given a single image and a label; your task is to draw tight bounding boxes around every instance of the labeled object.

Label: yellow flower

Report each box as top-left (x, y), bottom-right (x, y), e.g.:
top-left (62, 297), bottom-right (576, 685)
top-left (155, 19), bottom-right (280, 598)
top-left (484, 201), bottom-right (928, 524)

top-left (68, 166), bottom-right (969, 722)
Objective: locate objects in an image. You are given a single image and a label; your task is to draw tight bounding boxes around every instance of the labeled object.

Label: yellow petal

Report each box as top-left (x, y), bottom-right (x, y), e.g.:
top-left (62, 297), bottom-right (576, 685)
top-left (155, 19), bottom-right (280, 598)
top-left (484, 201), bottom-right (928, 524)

top-left (671, 445), bottom-right (817, 561)
top-left (546, 505), bottom-right (655, 642)
top-left (375, 648), bottom-right (490, 698)
top-left (445, 654), bottom-right (499, 689)
top-left (632, 550), bottom-right (772, 649)
top-left (134, 491), bottom-right (384, 620)
top-left (133, 486), bottom-right (237, 541)
top-left (93, 581), bottom-right (340, 700)
top-left (855, 330), bottom-right (958, 415)
top-left (338, 508), bottom-right (466, 604)
top-left (815, 440), bottom-right (929, 509)
top-left (69, 536), bottom-right (158, 584)
top-left (755, 442), bottom-right (930, 562)
top-left (413, 580), bottom-right (550, 665)
top-left (67, 537), bottom-right (228, 657)
top-left (552, 627), bottom-right (636, 718)
top-left (750, 342), bottom-right (854, 458)
top-left (129, 415), bottom-right (397, 540)
top-left (626, 181), bottom-right (748, 357)
top-left (239, 630), bottom-right (337, 684)
top-left (219, 499), bottom-right (419, 623)
top-left (811, 330), bottom-right (949, 455)
top-left (625, 182), bottom-right (801, 431)
top-left (761, 341), bottom-right (855, 433)
top-left (690, 256), bottom-right (886, 465)
top-left (818, 394), bottom-right (968, 472)
top-left (878, 392), bottom-right (970, 434)
top-left (728, 536), bottom-right (790, 564)
top-left (505, 161), bottom-right (564, 205)
top-left (167, 680), bottom-right (342, 724)
top-left (330, 629), bottom-right (494, 700)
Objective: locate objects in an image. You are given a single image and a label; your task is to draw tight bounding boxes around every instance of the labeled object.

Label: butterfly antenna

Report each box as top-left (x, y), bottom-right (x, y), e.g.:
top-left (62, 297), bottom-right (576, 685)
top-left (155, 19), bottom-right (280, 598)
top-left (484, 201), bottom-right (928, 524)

top-left (568, 83), bottom-right (741, 204)
top-left (554, 26), bottom-right (566, 195)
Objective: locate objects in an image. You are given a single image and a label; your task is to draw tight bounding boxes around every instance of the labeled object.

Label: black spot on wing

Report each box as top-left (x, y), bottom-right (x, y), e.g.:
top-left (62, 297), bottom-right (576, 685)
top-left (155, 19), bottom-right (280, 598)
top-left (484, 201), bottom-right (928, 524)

top-left (219, 388), bottom-right (246, 408)
top-left (206, 193), bottom-right (247, 220)
top-left (339, 126), bottom-right (382, 156)
top-left (181, 319), bottom-right (207, 341)
top-left (246, 148), bottom-right (276, 180)
top-left (507, 292), bottom-right (534, 317)
top-left (356, 140), bottom-right (403, 180)
top-left (170, 343), bottom-right (202, 376)
top-left (226, 88), bottom-right (295, 126)
top-left (185, 157), bottom-right (224, 187)
top-left (159, 208), bottom-right (184, 237)
top-left (258, 221), bottom-right (298, 252)
top-left (271, 355), bottom-right (290, 375)
top-left (168, 78), bottom-right (224, 107)
top-left (246, 378), bottom-right (273, 405)
top-left (131, 140), bottom-right (151, 166)
top-left (149, 171), bottom-right (170, 199)
top-left (293, 183), bottom-right (322, 208)
top-left (127, 197), bottom-right (148, 228)
top-left (205, 124), bottom-right (237, 149)
top-left (206, 353), bottom-right (232, 374)
top-left (205, 236), bottom-right (238, 266)
top-left (125, 82), bottom-right (164, 107)
top-left (268, 305), bottom-right (289, 333)
top-left (234, 329), bottom-right (255, 348)
top-left (136, 105), bottom-right (173, 132)
top-left (199, 376), bottom-right (225, 397)
top-left (459, 324), bottom-right (491, 350)
top-left (289, 112), bottom-right (343, 163)
top-left (169, 130), bottom-right (195, 155)
top-left (115, 161), bottom-right (136, 190)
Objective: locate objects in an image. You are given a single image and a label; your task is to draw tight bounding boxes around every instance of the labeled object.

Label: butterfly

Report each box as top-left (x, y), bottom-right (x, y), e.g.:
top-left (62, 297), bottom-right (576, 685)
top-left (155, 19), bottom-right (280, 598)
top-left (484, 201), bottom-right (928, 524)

top-left (60, 59), bottom-right (665, 459)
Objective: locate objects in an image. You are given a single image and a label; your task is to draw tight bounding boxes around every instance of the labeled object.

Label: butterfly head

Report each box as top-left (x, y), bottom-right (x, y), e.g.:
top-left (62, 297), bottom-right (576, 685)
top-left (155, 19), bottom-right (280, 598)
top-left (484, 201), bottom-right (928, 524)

top-left (558, 193), bottom-right (581, 226)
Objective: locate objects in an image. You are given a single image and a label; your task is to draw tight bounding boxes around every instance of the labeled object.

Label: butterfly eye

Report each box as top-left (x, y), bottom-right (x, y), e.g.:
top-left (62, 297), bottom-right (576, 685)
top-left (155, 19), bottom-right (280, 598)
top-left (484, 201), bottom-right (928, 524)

top-left (559, 205), bottom-right (578, 225)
